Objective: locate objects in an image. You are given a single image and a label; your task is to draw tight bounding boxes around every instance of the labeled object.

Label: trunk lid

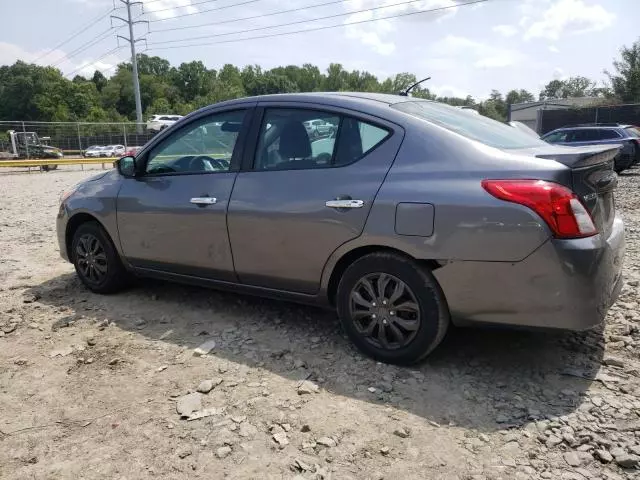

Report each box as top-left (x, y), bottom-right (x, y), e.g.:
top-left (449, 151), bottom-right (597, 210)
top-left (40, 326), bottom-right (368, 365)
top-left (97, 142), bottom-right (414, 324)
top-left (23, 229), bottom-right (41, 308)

top-left (516, 144), bottom-right (620, 236)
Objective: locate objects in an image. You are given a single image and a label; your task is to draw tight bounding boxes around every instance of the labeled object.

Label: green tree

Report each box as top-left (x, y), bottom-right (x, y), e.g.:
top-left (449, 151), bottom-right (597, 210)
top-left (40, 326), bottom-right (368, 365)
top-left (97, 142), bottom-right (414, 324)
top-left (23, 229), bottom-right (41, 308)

top-left (606, 38), bottom-right (640, 103)
top-left (505, 89), bottom-right (535, 105)
top-left (539, 76), bottom-right (596, 100)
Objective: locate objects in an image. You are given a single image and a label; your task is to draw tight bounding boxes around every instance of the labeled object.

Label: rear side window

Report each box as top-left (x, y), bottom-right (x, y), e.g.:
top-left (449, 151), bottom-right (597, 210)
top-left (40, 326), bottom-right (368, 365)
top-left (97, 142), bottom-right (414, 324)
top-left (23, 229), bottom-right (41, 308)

top-left (565, 129), bottom-right (598, 142)
top-left (254, 108), bottom-right (389, 171)
top-left (597, 129), bottom-right (622, 140)
top-left (392, 101), bottom-right (545, 149)
top-left (625, 126), bottom-right (640, 138)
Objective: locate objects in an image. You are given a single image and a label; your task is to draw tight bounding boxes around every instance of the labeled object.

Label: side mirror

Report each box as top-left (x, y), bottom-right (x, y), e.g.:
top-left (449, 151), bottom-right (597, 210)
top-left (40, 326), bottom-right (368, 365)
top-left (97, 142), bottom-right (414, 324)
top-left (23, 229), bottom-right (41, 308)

top-left (115, 156), bottom-right (136, 177)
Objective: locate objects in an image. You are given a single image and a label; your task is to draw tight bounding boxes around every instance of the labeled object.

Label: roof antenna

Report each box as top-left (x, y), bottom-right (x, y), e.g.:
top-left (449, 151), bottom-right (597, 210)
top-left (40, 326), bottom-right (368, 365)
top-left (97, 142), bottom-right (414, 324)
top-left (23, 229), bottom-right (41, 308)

top-left (399, 76), bottom-right (431, 96)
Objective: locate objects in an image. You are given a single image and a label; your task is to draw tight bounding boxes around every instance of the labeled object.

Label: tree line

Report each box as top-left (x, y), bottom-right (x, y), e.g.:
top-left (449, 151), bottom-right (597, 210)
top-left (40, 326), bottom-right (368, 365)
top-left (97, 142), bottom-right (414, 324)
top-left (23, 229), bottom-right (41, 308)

top-left (1, 37), bottom-right (639, 124)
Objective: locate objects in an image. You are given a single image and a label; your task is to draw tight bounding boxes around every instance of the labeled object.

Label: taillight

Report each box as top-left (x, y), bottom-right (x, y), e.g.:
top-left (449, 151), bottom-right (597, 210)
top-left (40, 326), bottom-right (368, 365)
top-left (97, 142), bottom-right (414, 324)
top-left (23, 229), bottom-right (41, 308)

top-left (481, 179), bottom-right (597, 239)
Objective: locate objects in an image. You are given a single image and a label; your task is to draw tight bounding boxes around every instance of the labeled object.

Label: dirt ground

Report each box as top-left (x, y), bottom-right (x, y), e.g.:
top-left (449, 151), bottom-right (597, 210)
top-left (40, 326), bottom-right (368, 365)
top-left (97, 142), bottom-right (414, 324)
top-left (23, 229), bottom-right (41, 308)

top-left (1, 166), bottom-right (640, 480)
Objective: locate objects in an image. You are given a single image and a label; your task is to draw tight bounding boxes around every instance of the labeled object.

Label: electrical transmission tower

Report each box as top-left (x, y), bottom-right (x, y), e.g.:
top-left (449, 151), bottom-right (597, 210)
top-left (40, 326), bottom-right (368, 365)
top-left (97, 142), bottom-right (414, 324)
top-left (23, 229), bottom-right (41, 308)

top-left (111, 0), bottom-right (148, 132)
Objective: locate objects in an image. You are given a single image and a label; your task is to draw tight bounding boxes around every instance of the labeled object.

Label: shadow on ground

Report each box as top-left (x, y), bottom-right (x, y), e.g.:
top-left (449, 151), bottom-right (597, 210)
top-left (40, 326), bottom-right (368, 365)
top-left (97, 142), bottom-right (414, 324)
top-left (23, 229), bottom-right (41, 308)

top-left (28, 273), bottom-right (604, 433)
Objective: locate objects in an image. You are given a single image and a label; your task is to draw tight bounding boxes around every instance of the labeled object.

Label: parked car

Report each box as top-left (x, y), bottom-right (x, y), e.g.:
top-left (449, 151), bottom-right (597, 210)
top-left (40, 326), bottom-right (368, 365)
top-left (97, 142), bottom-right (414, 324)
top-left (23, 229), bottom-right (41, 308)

top-left (105, 145), bottom-right (125, 157)
top-left (57, 93), bottom-right (625, 364)
top-left (124, 146), bottom-right (142, 157)
top-left (83, 145), bottom-right (103, 158)
top-left (304, 119), bottom-right (336, 139)
top-left (542, 123), bottom-right (640, 173)
top-left (147, 114), bottom-right (183, 132)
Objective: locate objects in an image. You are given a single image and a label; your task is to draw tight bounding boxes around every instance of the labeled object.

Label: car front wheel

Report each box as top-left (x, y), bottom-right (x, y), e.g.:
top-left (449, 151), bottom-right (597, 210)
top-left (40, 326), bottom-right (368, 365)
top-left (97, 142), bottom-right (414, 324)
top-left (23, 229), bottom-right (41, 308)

top-left (71, 221), bottom-right (129, 294)
top-left (336, 252), bottom-right (450, 364)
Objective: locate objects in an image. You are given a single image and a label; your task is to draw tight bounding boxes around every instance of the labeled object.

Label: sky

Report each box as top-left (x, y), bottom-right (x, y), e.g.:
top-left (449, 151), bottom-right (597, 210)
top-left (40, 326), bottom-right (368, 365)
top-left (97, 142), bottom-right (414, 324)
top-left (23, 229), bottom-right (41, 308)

top-left (1, 0), bottom-right (639, 99)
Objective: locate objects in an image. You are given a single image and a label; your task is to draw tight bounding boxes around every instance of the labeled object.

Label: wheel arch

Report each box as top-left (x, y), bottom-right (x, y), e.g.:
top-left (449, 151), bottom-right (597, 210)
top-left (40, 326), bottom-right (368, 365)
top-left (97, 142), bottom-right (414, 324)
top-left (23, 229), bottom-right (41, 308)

top-left (65, 212), bottom-right (110, 261)
top-left (325, 245), bottom-right (441, 306)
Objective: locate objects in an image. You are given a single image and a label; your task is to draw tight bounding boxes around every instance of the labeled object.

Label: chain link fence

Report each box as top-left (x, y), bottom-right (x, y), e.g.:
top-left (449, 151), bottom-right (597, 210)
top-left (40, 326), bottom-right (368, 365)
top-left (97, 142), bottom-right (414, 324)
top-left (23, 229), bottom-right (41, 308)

top-left (539, 103), bottom-right (640, 134)
top-left (0, 121), bottom-right (159, 158)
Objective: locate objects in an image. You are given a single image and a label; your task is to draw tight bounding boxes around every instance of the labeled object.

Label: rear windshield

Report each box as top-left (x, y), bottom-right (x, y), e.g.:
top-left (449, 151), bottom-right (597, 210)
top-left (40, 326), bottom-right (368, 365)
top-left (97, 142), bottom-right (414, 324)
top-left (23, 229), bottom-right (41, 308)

top-left (392, 101), bottom-right (546, 149)
top-left (625, 126), bottom-right (640, 138)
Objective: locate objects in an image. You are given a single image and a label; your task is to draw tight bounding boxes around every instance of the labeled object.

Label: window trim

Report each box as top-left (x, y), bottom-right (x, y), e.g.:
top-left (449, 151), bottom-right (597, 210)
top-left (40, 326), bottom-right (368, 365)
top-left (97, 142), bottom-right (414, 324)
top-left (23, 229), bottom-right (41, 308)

top-left (244, 105), bottom-right (392, 173)
top-left (596, 128), bottom-right (623, 140)
top-left (136, 107), bottom-right (253, 178)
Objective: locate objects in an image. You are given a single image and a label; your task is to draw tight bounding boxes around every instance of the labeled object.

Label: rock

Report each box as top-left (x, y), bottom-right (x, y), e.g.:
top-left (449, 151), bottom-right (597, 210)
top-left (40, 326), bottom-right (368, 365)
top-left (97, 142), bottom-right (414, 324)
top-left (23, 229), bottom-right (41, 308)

top-left (301, 441), bottom-right (316, 450)
top-left (301, 424), bottom-right (311, 433)
top-left (563, 451), bottom-right (592, 467)
top-left (393, 427), bottom-right (411, 438)
top-left (496, 414), bottom-right (509, 424)
top-left (157, 365), bottom-right (167, 372)
top-left (297, 380), bottom-right (319, 395)
top-left (367, 387), bottom-right (377, 393)
top-left (187, 408), bottom-right (219, 421)
top-left (293, 458), bottom-right (313, 472)
top-left (49, 346), bottom-right (73, 358)
top-left (310, 336), bottom-right (320, 343)
top-left (594, 449), bottom-right (613, 463)
top-left (231, 415), bottom-right (246, 423)
top-left (629, 445), bottom-right (640, 456)
top-left (317, 437), bottom-right (336, 447)
top-left (216, 446), bottom-right (232, 459)
top-left (177, 449), bottom-right (192, 459)
top-left (273, 432), bottom-right (289, 448)
top-left (23, 293), bottom-right (39, 303)
top-left (176, 392), bottom-right (203, 418)
top-left (603, 355), bottom-right (625, 368)
top-left (293, 359), bottom-right (306, 369)
top-left (86, 337), bottom-right (96, 346)
top-left (614, 453), bottom-right (640, 469)
top-left (2, 323), bottom-right (18, 334)
top-left (238, 422), bottom-right (258, 439)
top-left (380, 446), bottom-right (390, 455)
top-left (197, 379), bottom-right (215, 393)
top-left (380, 382), bottom-right (393, 393)
top-left (546, 435), bottom-right (563, 448)
top-left (0, 331), bottom-right (4, 338)
top-left (193, 340), bottom-right (216, 356)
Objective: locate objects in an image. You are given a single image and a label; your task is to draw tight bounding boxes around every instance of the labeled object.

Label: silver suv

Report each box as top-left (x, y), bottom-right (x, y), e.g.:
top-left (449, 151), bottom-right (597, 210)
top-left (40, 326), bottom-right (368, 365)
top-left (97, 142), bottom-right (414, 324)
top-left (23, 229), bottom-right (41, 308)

top-left (57, 93), bottom-right (625, 364)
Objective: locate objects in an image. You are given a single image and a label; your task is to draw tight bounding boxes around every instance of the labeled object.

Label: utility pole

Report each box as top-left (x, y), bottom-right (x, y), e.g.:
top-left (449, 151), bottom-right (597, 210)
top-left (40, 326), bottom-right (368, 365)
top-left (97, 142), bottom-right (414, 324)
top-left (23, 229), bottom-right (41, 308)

top-left (112, 0), bottom-right (147, 133)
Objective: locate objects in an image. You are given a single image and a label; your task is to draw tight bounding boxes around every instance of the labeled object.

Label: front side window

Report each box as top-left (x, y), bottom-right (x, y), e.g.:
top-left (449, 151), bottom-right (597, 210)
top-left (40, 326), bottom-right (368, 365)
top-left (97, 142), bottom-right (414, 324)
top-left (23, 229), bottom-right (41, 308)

top-left (254, 108), bottom-right (389, 171)
top-left (145, 110), bottom-right (245, 175)
top-left (543, 130), bottom-right (568, 143)
top-left (392, 101), bottom-right (546, 149)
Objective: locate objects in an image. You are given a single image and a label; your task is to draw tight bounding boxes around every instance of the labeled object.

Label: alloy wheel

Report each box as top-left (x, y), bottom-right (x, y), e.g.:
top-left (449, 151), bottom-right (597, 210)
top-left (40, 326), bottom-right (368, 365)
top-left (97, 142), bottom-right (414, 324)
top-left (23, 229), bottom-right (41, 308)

top-left (75, 233), bottom-right (108, 284)
top-left (348, 273), bottom-right (421, 350)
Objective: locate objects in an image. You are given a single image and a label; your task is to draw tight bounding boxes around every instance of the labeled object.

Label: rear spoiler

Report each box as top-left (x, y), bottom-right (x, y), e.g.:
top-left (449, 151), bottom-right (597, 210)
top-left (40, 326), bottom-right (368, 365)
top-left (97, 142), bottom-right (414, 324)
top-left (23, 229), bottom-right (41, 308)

top-left (535, 145), bottom-right (621, 169)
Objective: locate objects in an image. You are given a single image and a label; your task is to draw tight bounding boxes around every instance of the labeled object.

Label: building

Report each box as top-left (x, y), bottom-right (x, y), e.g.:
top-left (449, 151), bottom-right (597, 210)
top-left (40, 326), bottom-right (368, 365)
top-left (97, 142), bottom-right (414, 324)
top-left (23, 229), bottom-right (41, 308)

top-left (509, 97), bottom-right (602, 133)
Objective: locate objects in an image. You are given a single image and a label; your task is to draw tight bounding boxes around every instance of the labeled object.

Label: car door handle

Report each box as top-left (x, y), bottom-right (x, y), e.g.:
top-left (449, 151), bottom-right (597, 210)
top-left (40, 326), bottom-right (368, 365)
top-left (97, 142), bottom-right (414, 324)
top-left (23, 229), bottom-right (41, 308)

top-left (190, 197), bottom-right (217, 205)
top-left (325, 199), bottom-right (364, 209)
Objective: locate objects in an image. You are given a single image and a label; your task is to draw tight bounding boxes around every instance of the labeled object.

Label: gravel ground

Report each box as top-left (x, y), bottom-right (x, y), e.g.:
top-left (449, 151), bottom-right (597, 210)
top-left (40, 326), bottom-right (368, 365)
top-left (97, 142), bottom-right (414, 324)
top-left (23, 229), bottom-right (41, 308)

top-left (1, 166), bottom-right (640, 480)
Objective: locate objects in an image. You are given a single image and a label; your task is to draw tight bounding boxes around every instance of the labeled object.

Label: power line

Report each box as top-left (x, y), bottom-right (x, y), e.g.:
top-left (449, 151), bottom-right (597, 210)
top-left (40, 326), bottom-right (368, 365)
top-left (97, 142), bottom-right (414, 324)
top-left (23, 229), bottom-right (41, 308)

top-left (149, 0), bottom-right (259, 22)
top-left (150, 0), bottom-right (441, 45)
top-left (146, 0), bottom-right (225, 14)
top-left (152, 0), bottom-right (355, 33)
top-left (148, 0), bottom-right (489, 49)
top-left (33, 7), bottom-right (115, 63)
top-left (51, 26), bottom-right (119, 67)
top-left (65, 46), bottom-right (124, 78)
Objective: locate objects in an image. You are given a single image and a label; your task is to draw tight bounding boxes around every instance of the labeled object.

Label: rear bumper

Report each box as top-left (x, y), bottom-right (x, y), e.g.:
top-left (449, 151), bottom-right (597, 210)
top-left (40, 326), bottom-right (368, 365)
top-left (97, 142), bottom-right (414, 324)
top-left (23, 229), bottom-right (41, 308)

top-left (433, 215), bottom-right (625, 331)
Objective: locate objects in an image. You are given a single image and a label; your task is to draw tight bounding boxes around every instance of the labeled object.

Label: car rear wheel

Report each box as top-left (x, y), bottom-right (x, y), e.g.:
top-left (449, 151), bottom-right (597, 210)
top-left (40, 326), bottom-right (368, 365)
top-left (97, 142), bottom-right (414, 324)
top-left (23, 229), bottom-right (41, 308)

top-left (336, 252), bottom-right (449, 364)
top-left (71, 222), bottom-right (129, 294)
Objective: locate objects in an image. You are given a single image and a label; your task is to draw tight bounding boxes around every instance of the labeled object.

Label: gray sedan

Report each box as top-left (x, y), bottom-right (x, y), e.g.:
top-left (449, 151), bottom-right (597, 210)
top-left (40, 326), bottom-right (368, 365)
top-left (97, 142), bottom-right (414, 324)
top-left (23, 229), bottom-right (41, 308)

top-left (57, 92), bottom-right (625, 364)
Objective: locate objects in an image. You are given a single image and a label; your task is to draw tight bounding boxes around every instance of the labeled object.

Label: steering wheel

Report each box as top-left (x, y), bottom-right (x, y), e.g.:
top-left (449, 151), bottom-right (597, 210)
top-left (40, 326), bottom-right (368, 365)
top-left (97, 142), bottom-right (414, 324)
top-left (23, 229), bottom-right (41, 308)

top-left (188, 155), bottom-right (229, 172)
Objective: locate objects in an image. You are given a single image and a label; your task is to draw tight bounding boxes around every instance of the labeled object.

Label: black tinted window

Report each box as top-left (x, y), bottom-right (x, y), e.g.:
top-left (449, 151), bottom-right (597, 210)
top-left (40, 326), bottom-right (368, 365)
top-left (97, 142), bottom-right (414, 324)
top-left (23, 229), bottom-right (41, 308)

top-left (565, 129), bottom-right (597, 142)
top-left (543, 130), bottom-right (568, 143)
top-left (597, 129), bottom-right (622, 140)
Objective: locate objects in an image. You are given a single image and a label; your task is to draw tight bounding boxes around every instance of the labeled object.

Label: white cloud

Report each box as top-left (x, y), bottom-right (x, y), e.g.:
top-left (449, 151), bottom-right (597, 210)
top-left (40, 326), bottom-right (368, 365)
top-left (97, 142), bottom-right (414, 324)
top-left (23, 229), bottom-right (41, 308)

top-left (523, 0), bottom-right (615, 41)
top-left (429, 84), bottom-right (471, 98)
top-left (548, 45), bottom-right (559, 53)
top-left (344, 0), bottom-right (460, 54)
top-left (430, 35), bottom-right (526, 69)
top-left (492, 25), bottom-right (518, 37)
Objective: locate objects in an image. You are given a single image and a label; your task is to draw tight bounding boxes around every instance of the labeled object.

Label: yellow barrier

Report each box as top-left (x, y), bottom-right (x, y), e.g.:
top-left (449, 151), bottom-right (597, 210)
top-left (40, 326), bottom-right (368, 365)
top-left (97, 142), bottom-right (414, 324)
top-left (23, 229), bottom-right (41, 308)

top-left (0, 157), bottom-right (118, 168)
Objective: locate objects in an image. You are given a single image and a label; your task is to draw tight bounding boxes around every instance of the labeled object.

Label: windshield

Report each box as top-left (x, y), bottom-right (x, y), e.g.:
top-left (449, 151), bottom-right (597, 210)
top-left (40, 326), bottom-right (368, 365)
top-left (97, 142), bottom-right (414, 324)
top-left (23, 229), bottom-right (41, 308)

top-left (392, 101), bottom-right (546, 149)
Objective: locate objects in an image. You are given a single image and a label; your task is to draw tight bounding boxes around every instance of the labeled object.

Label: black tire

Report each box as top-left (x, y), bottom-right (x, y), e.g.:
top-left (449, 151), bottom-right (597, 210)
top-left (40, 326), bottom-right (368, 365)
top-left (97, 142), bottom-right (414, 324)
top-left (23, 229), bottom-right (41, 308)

top-left (71, 221), bottom-right (129, 294)
top-left (336, 252), bottom-right (449, 365)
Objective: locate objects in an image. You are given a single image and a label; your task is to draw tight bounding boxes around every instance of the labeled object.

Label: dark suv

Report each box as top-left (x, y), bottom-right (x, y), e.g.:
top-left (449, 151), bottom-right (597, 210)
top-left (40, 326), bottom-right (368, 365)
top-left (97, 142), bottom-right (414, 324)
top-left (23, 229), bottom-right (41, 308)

top-left (542, 123), bottom-right (640, 172)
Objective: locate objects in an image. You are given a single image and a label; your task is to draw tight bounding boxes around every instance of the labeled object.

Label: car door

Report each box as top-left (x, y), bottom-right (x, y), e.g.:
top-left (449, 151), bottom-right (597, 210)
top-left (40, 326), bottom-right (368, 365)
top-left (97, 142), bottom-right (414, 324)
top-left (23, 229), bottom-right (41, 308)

top-left (227, 104), bottom-right (403, 294)
top-left (116, 107), bottom-right (253, 281)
